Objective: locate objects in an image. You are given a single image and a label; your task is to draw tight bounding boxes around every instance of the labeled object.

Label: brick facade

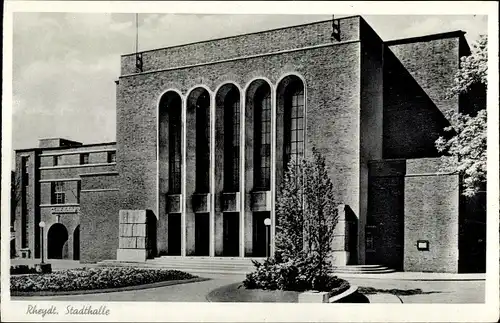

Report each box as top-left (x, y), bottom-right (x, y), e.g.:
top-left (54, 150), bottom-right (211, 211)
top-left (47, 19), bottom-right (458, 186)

top-left (13, 140), bottom-right (116, 262)
top-left (12, 16), bottom-right (485, 272)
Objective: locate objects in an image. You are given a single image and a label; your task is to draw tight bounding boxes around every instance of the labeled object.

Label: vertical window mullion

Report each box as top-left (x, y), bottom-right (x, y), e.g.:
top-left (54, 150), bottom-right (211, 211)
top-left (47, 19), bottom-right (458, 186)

top-left (284, 83), bottom-right (304, 173)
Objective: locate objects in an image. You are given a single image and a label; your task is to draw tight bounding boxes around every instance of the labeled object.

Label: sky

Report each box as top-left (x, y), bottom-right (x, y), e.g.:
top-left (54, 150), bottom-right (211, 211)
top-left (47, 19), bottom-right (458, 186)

top-left (10, 13), bottom-right (488, 151)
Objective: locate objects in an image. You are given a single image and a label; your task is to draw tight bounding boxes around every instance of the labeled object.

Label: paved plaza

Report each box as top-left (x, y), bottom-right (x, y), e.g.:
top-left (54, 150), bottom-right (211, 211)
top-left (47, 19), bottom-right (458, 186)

top-left (9, 260), bottom-right (486, 303)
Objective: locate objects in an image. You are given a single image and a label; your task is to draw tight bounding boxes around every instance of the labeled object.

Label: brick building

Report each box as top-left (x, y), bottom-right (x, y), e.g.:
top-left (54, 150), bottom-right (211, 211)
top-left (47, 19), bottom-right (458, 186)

top-left (13, 16), bottom-right (486, 273)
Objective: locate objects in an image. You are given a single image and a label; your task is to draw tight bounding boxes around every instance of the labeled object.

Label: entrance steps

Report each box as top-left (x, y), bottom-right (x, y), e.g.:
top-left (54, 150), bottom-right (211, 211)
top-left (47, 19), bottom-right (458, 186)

top-left (332, 264), bottom-right (396, 274)
top-left (96, 256), bottom-right (265, 275)
top-left (97, 257), bottom-right (395, 275)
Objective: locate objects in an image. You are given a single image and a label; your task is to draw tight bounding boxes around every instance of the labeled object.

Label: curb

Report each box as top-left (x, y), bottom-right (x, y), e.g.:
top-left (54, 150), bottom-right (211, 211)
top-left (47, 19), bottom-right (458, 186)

top-left (329, 285), bottom-right (358, 303)
top-left (11, 277), bottom-right (210, 297)
top-left (336, 274), bottom-right (486, 281)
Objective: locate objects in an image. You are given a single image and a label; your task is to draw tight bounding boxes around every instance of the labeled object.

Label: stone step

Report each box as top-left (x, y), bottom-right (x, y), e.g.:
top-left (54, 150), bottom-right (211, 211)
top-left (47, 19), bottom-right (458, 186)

top-left (97, 259), bottom-right (396, 275)
top-left (154, 256), bottom-right (264, 263)
top-left (95, 261), bottom-right (251, 275)
top-left (332, 266), bottom-right (392, 271)
top-left (333, 264), bottom-right (387, 268)
top-left (333, 268), bottom-right (396, 274)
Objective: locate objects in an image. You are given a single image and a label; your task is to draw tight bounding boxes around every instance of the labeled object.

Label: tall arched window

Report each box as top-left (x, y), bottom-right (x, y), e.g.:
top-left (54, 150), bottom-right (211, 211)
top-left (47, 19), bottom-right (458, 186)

top-left (196, 91), bottom-right (210, 193)
top-left (224, 89), bottom-right (240, 192)
top-left (284, 82), bottom-right (304, 170)
top-left (254, 87), bottom-right (271, 190)
top-left (168, 95), bottom-right (182, 194)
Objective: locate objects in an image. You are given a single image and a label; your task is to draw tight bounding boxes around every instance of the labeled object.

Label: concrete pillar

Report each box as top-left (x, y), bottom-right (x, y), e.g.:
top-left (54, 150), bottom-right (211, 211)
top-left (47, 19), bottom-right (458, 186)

top-left (270, 83), bottom-right (277, 257)
top-left (239, 88), bottom-right (246, 258)
top-left (244, 81), bottom-right (257, 256)
top-left (214, 214), bottom-right (223, 256)
top-left (209, 90), bottom-right (216, 257)
top-left (181, 92), bottom-right (187, 257)
top-left (157, 212), bottom-right (168, 255)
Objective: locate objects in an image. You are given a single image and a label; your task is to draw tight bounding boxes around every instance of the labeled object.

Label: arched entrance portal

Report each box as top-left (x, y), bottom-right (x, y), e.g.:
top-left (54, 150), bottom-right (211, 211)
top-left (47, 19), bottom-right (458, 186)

top-left (73, 225), bottom-right (80, 260)
top-left (47, 223), bottom-right (68, 259)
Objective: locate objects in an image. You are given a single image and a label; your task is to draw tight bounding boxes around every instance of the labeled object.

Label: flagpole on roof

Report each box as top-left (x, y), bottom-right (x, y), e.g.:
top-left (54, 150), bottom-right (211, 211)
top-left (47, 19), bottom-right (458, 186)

top-left (135, 13), bottom-right (143, 73)
top-left (135, 13), bottom-right (139, 54)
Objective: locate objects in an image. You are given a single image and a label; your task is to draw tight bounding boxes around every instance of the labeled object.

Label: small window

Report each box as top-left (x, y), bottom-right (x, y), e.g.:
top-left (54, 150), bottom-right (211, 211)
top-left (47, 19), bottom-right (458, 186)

top-left (107, 151), bottom-right (116, 163)
top-left (80, 153), bottom-right (90, 165)
top-left (22, 156), bottom-right (30, 186)
top-left (53, 155), bottom-right (62, 166)
top-left (52, 181), bottom-right (65, 204)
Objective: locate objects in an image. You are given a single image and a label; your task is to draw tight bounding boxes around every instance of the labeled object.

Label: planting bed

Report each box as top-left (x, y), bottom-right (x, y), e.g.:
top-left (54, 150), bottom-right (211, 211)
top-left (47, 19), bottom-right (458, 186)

top-left (10, 267), bottom-right (199, 295)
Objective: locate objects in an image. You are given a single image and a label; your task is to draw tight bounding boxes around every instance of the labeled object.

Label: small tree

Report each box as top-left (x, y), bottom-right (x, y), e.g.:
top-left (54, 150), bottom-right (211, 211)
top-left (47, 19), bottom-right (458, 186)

top-left (274, 158), bottom-right (305, 262)
top-left (435, 35), bottom-right (488, 197)
top-left (275, 148), bottom-right (339, 277)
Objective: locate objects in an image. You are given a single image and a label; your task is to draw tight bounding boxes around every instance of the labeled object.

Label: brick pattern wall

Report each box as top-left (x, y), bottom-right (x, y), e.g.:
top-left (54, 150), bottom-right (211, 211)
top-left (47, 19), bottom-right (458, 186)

top-left (358, 19), bottom-right (385, 264)
top-left (404, 172), bottom-right (460, 273)
top-left (367, 165), bottom-right (405, 270)
top-left (80, 174), bottom-right (120, 263)
top-left (388, 37), bottom-right (460, 116)
top-left (368, 158), bottom-right (461, 272)
top-left (383, 47), bottom-right (453, 159)
top-left (121, 17), bottom-right (361, 75)
top-left (116, 42), bottom-right (364, 222)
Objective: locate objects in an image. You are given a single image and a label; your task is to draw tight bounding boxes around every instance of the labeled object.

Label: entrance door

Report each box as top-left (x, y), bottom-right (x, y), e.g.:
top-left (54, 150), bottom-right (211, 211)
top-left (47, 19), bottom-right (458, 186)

top-left (73, 225), bottom-right (80, 260)
top-left (223, 213), bottom-right (239, 256)
top-left (195, 213), bottom-right (210, 256)
top-left (47, 223), bottom-right (68, 259)
top-left (168, 214), bottom-right (181, 255)
top-left (252, 212), bottom-right (269, 257)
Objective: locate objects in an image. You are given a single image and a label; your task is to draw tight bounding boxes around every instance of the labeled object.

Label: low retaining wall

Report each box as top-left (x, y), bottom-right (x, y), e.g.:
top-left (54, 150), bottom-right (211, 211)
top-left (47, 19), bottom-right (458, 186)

top-left (298, 285), bottom-right (359, 303)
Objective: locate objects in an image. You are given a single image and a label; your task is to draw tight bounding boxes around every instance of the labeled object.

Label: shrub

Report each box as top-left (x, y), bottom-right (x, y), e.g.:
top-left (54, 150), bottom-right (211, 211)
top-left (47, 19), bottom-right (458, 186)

top-left (243, 256), bottom-right (349, 293)
top-left (10, 267), bottom-right (196, 292)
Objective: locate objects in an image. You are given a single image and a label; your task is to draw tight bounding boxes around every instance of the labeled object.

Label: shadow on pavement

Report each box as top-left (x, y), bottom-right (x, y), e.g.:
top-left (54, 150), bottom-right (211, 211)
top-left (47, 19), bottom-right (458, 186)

top-left (335, 291), bottom-right (370, 303)
top-left (358, 286), bottom-right (441, 296)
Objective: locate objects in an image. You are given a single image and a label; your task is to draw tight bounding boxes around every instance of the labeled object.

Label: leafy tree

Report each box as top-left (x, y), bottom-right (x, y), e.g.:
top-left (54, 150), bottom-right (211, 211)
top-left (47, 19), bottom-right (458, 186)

top-left (275, 148), bottom-right (339, 277)
top-left (435, 35), bottom-right (487, 197)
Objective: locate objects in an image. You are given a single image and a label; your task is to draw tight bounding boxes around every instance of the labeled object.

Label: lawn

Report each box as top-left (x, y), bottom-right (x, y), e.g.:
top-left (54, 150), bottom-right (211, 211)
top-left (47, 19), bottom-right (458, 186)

top-left (10, 267), bottom-right (197, 293)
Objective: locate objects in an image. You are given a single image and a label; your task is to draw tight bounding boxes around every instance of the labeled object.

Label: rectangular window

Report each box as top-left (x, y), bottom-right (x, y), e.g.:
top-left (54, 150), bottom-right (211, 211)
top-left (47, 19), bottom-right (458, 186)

top-left (169, 109), bottom-right (182, 194)
top-left (195, 95), bottom-right (210, 193)
top-left (224, 94), bottom-right (240, 192)
top-left (284, 87), bottom-right (304, 173)
top-left (107, 151), bottom-right (116, 163)
top-left (254, 92), bottom-right (271, 190)
top-left (51, 181), bottom-right (65, 204)
top-left (21, 156), bottom-right (29, 186)
top-left (76, 181), bottom-right (81, 204)
top-left (20, 156), bottom-right (29, 248)
top-left (80, 153), bottom-right (90, 165)
top-left (53, 155), bottom-right (62, 166)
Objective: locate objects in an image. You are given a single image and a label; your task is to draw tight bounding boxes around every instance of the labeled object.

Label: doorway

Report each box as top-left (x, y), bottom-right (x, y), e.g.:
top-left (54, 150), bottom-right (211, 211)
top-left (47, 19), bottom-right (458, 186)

top-left (195, 213), bottom-right (210, 256)
top-left (47, 223), bottom-right (68, 259)
top-left (168, 214), bottom-right (181, 255)
top-left (73, 225), bottom-right (80, 260)
top-left (223, 213), bottom-right (239, 256)
top-left (252, 212), bottom-right (270, 257)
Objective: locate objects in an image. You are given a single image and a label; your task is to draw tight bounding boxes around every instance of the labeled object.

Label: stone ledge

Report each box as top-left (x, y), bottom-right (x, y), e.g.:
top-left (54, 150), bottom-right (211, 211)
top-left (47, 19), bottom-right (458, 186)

top-left (298, 285), bottom-right (358, 303)
top-left (298, 291), bottom-right (330, 303)
top-left (329, 285), bottom-right (358, 303)
top-left (116, 249), bottom-right (147, 262)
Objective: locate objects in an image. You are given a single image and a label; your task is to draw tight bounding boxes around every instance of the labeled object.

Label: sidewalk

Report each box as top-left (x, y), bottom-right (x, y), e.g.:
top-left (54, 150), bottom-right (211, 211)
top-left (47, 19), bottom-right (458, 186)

top-left (336, 271), bottom-right (485, 281)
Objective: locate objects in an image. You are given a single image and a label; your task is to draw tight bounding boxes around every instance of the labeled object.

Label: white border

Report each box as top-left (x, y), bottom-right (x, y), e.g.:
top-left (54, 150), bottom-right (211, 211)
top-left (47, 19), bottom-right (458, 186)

top-left (2, 2), bottom-right (499, 323)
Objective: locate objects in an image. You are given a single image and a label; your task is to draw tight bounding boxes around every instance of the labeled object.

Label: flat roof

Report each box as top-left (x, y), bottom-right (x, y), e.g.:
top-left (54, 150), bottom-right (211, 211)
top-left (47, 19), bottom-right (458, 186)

top-left (385, 30), bottom-right (466, 46)
top-left (122, 15), bottom-right (362, 57)
top-left (15, 141), bottom-right (117, 153)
